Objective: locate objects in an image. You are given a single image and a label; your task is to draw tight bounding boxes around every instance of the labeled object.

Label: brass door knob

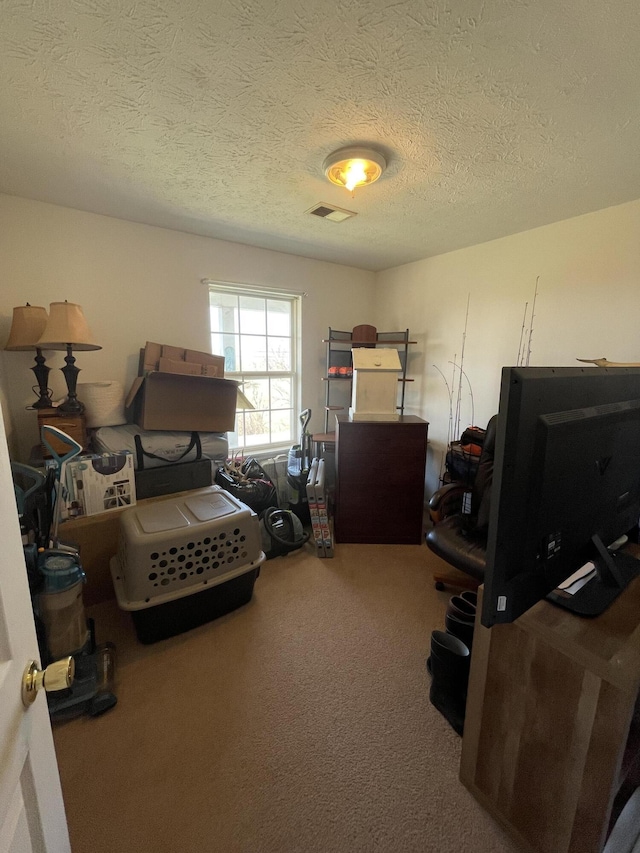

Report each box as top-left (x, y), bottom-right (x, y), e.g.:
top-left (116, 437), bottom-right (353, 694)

top-left (22, 657), bottom-right (75, 707)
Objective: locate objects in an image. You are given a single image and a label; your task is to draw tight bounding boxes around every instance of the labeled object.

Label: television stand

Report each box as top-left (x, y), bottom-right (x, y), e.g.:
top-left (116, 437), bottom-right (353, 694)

top-left (461, 553), bottom-right (640, 853)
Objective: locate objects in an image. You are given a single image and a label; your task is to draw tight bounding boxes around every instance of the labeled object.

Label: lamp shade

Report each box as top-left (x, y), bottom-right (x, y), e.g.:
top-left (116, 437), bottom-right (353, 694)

top-left (5, 304), bottom-right (49, 350)
top-left (37, 302), bottom-right (101, 352)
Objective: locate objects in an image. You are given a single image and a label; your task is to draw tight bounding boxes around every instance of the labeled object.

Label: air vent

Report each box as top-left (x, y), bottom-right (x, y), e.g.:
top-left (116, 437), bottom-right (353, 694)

top-left (306, 203), bottom-right (357, 223)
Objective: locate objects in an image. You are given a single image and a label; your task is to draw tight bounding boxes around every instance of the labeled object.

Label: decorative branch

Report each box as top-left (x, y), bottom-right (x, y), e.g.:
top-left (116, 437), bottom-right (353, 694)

top-left (448, 360), bottom-right (475, 429)
top-left (517, 302), bottom-right (528, 366)
top-left (454, 294), bottom-right (471, 441)
top-left (433, 294), bottom-right (475, 484)
top-left (433, 364), bottom-right (454, 481)
top-left (525, 276), bottom-right (539, 367)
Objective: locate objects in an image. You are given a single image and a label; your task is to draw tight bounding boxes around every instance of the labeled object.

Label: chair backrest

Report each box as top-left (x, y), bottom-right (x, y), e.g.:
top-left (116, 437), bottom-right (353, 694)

top-left (351, 324), bottom-right (377, 347)
top-left (470, 414), bottom-right (497, 532)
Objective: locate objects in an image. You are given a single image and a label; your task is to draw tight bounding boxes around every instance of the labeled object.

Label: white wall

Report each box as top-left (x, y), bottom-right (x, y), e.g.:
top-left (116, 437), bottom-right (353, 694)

top-left (0, 194), bottom-right (375, 461)
top-left (4, 192), bottom-right (640, 495)
top-left (0, 362), bottom-right (16, 458)
top-left (375, 198), bottom-right (640, 495)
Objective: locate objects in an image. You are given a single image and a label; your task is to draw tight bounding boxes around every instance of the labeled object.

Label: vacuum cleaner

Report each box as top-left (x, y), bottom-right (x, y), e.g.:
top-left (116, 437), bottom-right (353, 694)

top-left (259, 506), bottom-right (309, 559)
top-left (25, 544), bottom-right (117, 720)
top-left (286, 408), bottom-right (312, 524)
top-left (13, 425), bottom-right (117, 720)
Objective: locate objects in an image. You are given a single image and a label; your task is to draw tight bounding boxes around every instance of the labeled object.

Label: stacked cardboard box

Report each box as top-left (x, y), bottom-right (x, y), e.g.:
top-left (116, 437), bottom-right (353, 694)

top-left (139, 341), bottom-right (225, 378)
top-left (126, 341), bottom-right (239, 433)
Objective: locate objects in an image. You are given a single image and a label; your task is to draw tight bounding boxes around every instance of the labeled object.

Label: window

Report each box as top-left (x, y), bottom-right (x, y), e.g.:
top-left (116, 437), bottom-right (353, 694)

top-left (208, 283), bottom-right (300, 452)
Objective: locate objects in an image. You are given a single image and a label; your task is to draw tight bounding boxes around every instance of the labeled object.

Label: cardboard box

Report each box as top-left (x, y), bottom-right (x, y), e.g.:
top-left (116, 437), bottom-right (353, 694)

top-left (65, 452), bottom-right (137, 518)
top-left (201, 363), bottom-right (224, 377)
top-left (141, 341), bottom-right (162, 372)
top-left (126, 372), bottom-right (239, 432)
top-left (161, 344), bottom-right (185, 362)
top-left (141, 341), bottom-right (224, 378)
top-left (185, 349), bottom-right (221, 367)
top-left (158, 356), bottom-right (202, 376)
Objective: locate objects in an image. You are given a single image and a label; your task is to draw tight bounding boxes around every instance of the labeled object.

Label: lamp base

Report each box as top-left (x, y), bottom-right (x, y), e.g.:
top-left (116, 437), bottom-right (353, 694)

top-left (31, 348), bottom-right (53, 409)
top-left (33, 396), bottom-right (55, 410)
top-left (57, 397), bottom-right (85, 415)
top-left (58, 346), bottom-right (85, 414)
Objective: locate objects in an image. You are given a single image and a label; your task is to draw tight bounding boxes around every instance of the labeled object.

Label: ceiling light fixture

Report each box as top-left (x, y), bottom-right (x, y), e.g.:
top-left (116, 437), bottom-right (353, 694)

top-left (323, 146), bottom-right (386, 197)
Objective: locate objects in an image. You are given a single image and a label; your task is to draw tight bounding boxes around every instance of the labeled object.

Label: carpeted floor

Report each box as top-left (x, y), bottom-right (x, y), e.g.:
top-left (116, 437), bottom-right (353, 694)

top-left (52, 543), bottom-right (520, 853)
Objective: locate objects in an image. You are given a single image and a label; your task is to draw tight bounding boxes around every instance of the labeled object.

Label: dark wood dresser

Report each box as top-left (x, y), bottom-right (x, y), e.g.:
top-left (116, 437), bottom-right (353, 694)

top-left (334, 414), bottom-right (428, 544)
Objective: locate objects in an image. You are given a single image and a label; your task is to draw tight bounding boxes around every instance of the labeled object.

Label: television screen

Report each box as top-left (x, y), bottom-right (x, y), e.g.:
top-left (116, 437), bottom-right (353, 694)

top-left (482, 367), bottom-right (640, 628)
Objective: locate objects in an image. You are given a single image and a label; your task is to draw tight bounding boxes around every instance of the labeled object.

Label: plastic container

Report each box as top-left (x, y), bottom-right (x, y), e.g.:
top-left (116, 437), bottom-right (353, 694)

top-left (110, 560), bottom-right (261, 643)
top-left (38, 580), bottom-right (90, 658)
top-left (37, 551), bottom-right (89, 658)
top-left (109, 485), bottom-right (265, 643)
top-left (39, 552), bottom-right (85, 592)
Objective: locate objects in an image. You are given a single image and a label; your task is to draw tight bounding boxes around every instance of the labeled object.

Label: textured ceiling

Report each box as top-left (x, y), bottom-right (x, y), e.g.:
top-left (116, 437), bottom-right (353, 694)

top-left (1, 0), bottom-right (639, 271)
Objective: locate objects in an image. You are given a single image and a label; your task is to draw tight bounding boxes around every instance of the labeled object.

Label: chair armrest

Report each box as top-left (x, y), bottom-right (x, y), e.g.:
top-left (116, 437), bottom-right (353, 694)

top-left (428, 482), bottom-right (469, 524)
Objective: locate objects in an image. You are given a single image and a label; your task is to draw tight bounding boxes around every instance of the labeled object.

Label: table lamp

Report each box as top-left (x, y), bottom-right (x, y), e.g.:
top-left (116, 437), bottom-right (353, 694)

top-left (4, 303), bottom-right (53, 408)
top-left (37, 301), bottom-right (102, 414)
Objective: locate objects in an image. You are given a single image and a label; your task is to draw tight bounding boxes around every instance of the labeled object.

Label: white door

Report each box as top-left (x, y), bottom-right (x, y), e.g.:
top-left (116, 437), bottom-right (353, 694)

top-left (0, 407), bottom-right (71, 852)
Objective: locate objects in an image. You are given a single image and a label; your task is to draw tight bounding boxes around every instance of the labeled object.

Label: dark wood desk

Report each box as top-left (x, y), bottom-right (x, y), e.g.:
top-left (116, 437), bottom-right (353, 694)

top-left (334, 414), bottom-right (428, 544)
top-left (461, 560), bottom-right (640, 853)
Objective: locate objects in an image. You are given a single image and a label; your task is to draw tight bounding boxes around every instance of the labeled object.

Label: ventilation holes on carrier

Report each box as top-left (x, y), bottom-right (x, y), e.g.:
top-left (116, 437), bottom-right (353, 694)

top-left (147, 531), bottom-right (248, 587)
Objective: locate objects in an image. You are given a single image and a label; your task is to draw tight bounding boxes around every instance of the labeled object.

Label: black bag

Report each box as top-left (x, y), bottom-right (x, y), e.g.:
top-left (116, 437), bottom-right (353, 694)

top-left (445, 425), bottom-right (488, 485)
top-left (459, 425), bottom-right (486, 449)
top-left (215, 458), bottom-right (278, 515)
top-left (134, 431), bottom-right (202, 470)
top-left (445, 442), bottom-right (479, 485)
top-left (259, 507), bottom-right (309, 559)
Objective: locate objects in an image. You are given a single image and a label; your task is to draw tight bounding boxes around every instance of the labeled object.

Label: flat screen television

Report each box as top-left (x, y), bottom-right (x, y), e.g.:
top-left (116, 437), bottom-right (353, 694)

top-left (482, 366), bottom-right (640, 628)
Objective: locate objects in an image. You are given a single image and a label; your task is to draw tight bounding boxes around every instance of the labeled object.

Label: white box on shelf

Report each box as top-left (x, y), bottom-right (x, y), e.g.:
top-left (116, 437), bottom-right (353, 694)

top-left (349, 347), bottom-right (401, 420)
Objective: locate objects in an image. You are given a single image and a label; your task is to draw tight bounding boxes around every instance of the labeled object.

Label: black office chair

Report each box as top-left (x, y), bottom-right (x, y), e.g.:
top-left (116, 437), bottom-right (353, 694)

top-left (426, 415), bottom-right (497, 590)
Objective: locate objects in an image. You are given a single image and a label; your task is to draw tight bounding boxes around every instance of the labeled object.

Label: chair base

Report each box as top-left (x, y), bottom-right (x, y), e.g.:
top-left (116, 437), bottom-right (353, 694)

top-left (433, 569), bottom-right (481, 593)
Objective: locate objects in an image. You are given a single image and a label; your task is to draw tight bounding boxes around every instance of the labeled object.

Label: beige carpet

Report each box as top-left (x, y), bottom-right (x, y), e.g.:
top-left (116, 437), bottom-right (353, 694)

top-left (52, 543), bottom-right (520, 853)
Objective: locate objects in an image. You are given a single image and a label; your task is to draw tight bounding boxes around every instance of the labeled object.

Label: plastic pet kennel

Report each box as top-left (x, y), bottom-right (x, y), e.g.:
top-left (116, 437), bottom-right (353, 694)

top-left (110, 486), bottom-right (265, 643)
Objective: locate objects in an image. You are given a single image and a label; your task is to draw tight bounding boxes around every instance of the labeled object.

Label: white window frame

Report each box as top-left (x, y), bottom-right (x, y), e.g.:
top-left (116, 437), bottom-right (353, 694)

top-left (208, 281), bottom-right (301, 455)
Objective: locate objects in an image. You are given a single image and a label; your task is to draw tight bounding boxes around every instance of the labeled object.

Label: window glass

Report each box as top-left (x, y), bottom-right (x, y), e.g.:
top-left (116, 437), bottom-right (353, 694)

top-left (209, 286), bottom-right (299, 453)
top-left (267, 337), bottom-right (291, 372)
top-left (240, 334), bottom-right (267, 372)
top-left (267, 299), bottom-right (291, 336)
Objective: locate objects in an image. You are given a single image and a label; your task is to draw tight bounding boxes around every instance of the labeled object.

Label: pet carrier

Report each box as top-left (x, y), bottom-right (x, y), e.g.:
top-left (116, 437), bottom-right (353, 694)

top-left (110, 485), bottom-right (265, 643)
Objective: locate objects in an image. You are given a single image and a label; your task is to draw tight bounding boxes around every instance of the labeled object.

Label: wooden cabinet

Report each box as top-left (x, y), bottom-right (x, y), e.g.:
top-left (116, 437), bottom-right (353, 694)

top-left (322, 328), bottom-right (415, 432)
top-left (461, 569), bottom-right (640, 853)
top-left (60, 509), bottom-right (123, 606)
top-left (334, 414), bottom-right (428, 544)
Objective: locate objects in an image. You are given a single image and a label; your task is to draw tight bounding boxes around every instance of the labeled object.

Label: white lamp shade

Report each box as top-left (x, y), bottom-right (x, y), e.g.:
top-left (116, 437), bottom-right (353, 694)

top-left (37, 302), bottom-right (101, 351)
top-left (5, 305), bottom-right (49, 350)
